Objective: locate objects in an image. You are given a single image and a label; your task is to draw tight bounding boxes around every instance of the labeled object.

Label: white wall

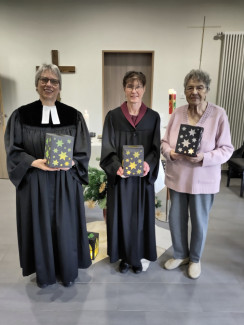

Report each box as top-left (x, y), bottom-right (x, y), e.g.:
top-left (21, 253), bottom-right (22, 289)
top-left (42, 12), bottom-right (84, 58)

top-left (1, 0), bottom-right (244, 135)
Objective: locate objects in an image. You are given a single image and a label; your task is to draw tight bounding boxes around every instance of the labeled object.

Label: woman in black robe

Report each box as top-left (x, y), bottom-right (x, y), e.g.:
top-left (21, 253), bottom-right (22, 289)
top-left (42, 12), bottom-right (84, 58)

top-left (4, 64), bottom-right (91, 288)
top-left (100, 71), bottom-right (160, 274)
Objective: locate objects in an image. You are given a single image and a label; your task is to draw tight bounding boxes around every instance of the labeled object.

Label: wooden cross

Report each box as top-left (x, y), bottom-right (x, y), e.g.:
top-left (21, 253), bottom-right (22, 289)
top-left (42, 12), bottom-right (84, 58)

top-left (51, 50), bottom-right (76, 73)
top-left (188, 16), bottom-right (221, 69)
top-left (36, 50), bottom-right (76, 100)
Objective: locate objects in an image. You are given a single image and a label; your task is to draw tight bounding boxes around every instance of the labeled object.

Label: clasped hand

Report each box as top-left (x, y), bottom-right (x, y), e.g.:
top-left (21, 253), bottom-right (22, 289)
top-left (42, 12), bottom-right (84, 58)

top-left (117, 161), bottom-right (150, 178)
top-left (170, 150), bottom-right (203, 164)
top-left (31, 159), bottom-right (75, 171)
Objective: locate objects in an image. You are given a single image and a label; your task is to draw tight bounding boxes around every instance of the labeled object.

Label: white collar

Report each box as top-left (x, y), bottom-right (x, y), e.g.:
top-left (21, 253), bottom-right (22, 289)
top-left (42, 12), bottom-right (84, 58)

top-left (41, 105), bottom-right (60, 124)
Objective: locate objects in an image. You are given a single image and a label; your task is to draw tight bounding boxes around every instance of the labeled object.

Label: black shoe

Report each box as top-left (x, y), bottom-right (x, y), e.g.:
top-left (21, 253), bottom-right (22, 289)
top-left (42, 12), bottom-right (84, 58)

top-left (119, 260), bottom-right (130, 273)
top-left (132, 263), bottom-right (142, 274)
top-left (63, 281), bottom-right (75, 287)
top-left (36, 281), bottom-right (48, 289)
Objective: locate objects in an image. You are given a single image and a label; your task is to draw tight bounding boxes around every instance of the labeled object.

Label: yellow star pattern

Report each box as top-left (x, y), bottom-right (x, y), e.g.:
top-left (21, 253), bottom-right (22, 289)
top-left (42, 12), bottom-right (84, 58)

top-left (59, 152), bottom-right (68, 160)
top-left (45, 134), bottom-right (74, 168)
top-left (122, 145), bottom-right (144, 176)
top-left (133, 152), bottom-right (140, 158)
top-left (129, 162), bottom-right (137, 170)
top-left (188, 148), bottom-right (194, 155)
top-left (56, 140), bottom-right (64, 147)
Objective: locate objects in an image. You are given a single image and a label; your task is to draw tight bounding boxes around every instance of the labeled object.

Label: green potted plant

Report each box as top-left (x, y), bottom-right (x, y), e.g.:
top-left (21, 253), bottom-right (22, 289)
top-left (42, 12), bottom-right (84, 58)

top-left (83, 166), bottom-right (162, 221)
top-left (83, 166), bottom-right (107, 209)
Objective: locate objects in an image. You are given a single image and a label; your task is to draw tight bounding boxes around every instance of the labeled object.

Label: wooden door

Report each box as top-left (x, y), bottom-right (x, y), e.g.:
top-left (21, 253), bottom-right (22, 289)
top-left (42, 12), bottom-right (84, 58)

top-left (103, 51), bottom-right (154, 120)
top-left (0, 80), bottom-right (8, 178)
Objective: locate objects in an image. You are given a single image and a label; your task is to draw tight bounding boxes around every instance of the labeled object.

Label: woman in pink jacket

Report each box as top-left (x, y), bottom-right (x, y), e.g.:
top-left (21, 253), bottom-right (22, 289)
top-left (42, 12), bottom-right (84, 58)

top-left (161, 69), bottom-right (233, 279)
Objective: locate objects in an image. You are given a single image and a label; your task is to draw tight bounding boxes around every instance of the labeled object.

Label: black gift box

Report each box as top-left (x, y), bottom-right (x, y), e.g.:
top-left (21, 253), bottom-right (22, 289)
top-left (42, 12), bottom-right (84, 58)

top-left (88, 232), bottom-right (99, 260)
top-left (122, 145), bottom-right (144, 176)
top-left (44, 133), bottom-right (74, 168)
top-left (175, 124), bottom-right (204, 157)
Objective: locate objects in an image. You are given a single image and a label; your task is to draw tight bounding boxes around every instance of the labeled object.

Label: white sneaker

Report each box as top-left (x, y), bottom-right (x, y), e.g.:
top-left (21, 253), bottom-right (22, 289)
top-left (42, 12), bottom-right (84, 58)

top-left (164, 257), bottom-right (189, 270)
top-left (188, 261), bottom-right (201, 279)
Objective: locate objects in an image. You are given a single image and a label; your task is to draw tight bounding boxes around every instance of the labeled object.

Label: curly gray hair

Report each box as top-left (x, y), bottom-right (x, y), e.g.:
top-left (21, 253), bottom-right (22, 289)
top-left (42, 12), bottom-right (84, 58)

top-left (184, 69), bottom-right (211, 90)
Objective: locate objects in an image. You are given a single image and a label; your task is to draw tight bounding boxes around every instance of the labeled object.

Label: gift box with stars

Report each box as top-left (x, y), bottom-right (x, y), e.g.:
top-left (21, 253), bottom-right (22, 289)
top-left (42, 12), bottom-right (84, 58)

top-left (122, 145), bottom-right (144, 176)
top-left (175, 124), bottom-right (204, 157)
top-left (44, 133), bottom-right (74, 168)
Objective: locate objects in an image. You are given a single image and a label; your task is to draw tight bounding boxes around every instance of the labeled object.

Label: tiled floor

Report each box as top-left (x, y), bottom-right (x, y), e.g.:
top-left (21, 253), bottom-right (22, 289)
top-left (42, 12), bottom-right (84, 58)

top-left (0, 173), bottom-right (243, 325)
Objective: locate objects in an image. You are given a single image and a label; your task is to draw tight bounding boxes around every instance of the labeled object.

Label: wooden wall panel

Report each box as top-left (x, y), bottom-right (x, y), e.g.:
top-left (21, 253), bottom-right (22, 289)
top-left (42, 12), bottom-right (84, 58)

top-left (103, 51), bottom-right (154, 120)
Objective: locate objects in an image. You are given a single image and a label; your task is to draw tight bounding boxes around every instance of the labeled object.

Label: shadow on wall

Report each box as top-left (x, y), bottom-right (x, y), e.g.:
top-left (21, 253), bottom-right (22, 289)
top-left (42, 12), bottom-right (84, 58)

top-left (0, 75), bottom-right (17, 125)
top-left (0, 76), bottom-right (16, 179)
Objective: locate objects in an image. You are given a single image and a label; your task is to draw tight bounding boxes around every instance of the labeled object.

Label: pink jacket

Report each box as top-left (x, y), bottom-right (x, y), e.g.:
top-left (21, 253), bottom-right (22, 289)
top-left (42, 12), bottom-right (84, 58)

top-left (161, 103), bottom-right (234, 194)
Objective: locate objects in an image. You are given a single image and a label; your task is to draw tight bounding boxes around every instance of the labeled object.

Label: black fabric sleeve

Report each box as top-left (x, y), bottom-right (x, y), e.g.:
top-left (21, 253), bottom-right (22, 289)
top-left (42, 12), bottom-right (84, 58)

top-left (69, 111), bottom-right (91, 185)
top-left (4, 110), bottom-right (36, 188)
top-left (144, 113), bottom-right (161, 185)
top-left (100, 111), bottom-right (121, 185)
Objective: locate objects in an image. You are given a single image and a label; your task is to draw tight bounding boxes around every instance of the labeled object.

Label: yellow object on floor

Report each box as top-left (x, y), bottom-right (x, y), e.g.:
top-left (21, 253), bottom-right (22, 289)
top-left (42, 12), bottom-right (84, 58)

top-left (87, 221), bottom-right (172, 266)
top-left (88, 232), bottom-right (99, 260)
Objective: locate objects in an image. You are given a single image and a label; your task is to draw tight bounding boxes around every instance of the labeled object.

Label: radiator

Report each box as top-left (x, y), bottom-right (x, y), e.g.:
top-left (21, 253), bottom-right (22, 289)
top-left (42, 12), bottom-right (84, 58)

top-left (216, 32), bottom-right (244, 150)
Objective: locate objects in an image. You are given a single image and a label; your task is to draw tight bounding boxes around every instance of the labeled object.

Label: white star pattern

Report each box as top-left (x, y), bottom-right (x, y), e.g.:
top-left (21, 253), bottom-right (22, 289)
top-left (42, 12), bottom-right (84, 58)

top-left (189, 129), bottom-right (196, 136)
top-left (182, 139), bottom-right (190, 147)
top-left (175, 124), bottom-right (204, 157)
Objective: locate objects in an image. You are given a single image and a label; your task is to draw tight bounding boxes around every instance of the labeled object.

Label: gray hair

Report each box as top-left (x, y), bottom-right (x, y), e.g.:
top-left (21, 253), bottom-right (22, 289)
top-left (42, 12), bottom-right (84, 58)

top-left (35, 63), bottom-right (62, 90)
top-left (184, 69), bottom-right (211, 90)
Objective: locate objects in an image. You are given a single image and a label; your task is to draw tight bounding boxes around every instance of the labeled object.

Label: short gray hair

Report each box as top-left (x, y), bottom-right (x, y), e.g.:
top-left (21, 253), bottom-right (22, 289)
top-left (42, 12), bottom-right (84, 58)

top-left (35, 63), bottom-right (62, 90)
top-left (184, 69), bottom-right (211, 90)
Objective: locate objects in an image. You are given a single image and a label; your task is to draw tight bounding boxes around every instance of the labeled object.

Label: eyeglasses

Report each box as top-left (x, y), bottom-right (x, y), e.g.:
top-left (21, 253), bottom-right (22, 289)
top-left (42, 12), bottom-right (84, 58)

top-left (185, 85), bottom-right (206, 92)
top-left (39, 77), bottom-right (60, 86)
top-left (126, 84), bottom-right (144, 91)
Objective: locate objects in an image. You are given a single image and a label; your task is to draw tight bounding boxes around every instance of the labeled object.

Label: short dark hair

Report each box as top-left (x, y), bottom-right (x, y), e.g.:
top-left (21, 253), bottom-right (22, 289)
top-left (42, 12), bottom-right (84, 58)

top-left (184, 69), bottom-right (211, 90)
top-left (123, 71), bottom-right (146, 88)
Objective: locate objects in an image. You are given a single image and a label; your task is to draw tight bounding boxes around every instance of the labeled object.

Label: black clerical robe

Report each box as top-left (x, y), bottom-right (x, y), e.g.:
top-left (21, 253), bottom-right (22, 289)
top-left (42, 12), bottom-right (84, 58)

top-left (100, 105), bottom-right (160, 266)
top-left (4, 100), bottom-right (91, 285)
